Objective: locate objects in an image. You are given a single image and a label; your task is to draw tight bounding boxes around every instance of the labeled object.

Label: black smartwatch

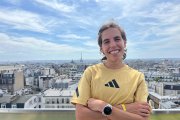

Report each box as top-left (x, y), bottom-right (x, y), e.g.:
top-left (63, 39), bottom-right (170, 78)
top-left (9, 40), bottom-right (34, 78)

top-left (102, 104), bottom-right (112, 116)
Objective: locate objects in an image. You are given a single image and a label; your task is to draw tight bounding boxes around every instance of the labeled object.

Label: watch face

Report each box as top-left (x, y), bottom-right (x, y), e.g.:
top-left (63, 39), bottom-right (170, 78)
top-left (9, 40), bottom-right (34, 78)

top-left (104, 106), bottom-right (112, 115)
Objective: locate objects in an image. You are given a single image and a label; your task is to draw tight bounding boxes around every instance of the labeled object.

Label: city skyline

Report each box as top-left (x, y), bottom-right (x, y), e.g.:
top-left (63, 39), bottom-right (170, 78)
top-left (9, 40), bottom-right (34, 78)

top-left (0, 0), bottom-right (180, 62)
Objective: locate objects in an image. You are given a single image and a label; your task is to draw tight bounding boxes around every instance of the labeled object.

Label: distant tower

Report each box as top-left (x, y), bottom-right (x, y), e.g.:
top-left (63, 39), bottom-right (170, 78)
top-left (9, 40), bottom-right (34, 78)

top-left (80, 52), bottom-right (83, 63)
top-left (70, 59), bottom-right (74, 64)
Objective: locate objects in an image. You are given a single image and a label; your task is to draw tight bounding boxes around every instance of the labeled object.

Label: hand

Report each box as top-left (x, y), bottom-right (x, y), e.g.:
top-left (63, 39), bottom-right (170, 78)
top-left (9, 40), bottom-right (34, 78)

top-left (115, 102), bottom-right (151, 117)
top-left (87, 98), bottom-right (107, 112)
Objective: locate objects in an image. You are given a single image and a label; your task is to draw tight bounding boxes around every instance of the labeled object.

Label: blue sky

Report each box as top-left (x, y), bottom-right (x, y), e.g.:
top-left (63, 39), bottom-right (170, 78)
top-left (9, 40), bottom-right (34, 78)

top-left (0, 0), bottom-right (179, 61)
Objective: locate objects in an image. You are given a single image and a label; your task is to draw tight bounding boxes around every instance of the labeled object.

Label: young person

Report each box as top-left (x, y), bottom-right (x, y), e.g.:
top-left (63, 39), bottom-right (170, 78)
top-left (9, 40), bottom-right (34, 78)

top-left (71, 21), bottom-right (151, 120)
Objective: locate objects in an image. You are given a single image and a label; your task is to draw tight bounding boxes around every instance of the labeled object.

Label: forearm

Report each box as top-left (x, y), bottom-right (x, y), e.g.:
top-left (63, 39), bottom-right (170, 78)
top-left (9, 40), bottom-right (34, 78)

top-left (107, 106), bottom-right (144, 120)
top-left (76, 104), bottom-right (107, 120)
top-left (114, 103), bottom-right (150, 120)
top-left (87, 98), bottom-right (150, 120)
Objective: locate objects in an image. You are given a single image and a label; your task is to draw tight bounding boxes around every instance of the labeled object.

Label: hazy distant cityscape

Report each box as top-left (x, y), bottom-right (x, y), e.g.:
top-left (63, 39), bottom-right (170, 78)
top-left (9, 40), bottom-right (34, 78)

top-left (0, 58), bottom-right (179, 109)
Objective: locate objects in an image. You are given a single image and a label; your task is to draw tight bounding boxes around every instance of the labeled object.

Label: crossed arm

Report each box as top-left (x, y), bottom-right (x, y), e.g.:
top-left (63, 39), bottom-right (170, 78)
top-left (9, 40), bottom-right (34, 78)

top-left (76, 98), bottom-right (151, 120)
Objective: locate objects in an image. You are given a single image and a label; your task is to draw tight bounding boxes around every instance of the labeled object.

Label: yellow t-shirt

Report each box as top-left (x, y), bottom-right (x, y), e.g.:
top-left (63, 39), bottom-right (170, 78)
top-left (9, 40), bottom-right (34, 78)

top-left (71, 63), bottom-right (148, 106)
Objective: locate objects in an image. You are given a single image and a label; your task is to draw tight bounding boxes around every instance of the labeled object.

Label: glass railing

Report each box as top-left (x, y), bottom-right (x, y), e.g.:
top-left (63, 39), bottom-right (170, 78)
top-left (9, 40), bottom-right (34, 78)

top-left (0, 109), bottom-right (179, 120)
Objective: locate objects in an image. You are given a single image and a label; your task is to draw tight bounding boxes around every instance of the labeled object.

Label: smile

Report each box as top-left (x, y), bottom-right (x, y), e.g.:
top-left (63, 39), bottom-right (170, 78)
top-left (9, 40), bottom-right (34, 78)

top-left (109, 50), bottom-right (120, 54)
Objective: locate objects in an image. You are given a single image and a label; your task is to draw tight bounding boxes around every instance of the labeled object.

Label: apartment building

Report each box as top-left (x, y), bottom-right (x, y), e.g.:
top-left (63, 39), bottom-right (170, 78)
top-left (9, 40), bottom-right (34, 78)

top-left (0, 70), bottom-right (24, 94)
top-left (42, 88), bottom-right (74, 108)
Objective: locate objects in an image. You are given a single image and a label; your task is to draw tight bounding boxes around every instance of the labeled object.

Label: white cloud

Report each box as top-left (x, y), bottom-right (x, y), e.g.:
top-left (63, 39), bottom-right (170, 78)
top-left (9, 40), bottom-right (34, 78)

top-left (83, 40), bottom-right (98, 47)
top-left (95, 0), bottom-right (152, 18)
top-left (6, 0), bottom-right (21, 5)
top-left (0, 8), bottom-right (49, 33)
top-left (0, 33), bottom-right (81, 59)
top-left (127, 34), bottom-right (180, 59)
top-left (58, 34), bottom-right (90, 40)
top-left (0, 33), bottom-right (82, 52)
top-left (0, 32), bottom-right (99, 60)
top-left (0, 0), bottom-right (179, 60)
top-left (35, 0), bottom-right (76, 13)
top-left (150, 2), bottom-right (180, 21)
top-left (123, 1), bottom-right (180, 58)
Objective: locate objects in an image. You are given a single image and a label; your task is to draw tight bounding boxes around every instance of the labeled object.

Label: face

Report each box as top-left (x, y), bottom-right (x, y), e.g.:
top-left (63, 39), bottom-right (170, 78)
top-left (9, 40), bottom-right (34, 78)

top-left (100, 27), bottom-right (126, 62)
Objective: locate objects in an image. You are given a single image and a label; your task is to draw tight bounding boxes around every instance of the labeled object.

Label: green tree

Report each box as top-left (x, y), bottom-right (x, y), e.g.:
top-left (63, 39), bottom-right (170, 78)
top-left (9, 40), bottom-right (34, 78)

top-left (154, 77), bottom-right (160, 82)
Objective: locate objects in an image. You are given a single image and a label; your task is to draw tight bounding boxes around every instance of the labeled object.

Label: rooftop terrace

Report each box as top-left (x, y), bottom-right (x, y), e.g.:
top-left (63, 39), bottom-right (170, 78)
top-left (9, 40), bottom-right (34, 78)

top-left (0, 109), bottom-right (179, 120)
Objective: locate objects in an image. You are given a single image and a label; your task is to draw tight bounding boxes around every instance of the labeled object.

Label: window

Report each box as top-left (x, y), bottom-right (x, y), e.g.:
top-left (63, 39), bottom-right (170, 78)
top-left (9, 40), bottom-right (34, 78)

top-left (2, 79), bottom-right (6, 84)
top-left (12, 104), bottom-right (17, 108)
top-left (1, 104), bottom-right (6, 108)
top-left (66, 98), bottom-right (70, 104)
top-left (34, 98), bottom-right (37, 103)
top-left (52, 99), bottom-right (55, 104)
top-left (38, 97), bottom-right (41, 102)
top-left (46, 99), bottom-right (50, 104)
top-left (57, 98), bottom-right (59, 104)
top-left (62, 98), bottom-right (64, 103)
top-left (8, 79), bottom-right (13, 84)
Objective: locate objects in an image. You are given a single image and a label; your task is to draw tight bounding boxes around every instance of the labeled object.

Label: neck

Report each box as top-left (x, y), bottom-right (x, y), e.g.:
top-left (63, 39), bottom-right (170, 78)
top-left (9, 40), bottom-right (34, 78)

top-left (104, 60), bottom-right (124, 69)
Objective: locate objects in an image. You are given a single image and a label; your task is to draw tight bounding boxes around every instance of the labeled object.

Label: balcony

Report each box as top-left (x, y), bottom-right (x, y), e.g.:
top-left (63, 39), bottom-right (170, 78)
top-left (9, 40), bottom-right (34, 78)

top-left (0, 109), bottom-right (179, 120)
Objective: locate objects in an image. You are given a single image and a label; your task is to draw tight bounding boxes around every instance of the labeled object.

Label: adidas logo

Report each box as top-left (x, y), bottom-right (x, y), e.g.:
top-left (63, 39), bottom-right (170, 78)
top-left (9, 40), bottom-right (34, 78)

top-left (76, 87), bottom-right (79, 97)
top-left (105, 79), bottom-right (119, 88)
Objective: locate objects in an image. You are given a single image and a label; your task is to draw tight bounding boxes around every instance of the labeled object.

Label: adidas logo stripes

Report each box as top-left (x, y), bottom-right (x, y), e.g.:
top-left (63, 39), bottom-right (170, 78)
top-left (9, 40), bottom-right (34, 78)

top-left (105, 79), bottom-right (119, 88)
top-left (76, 87), bottom-right (79, 97)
